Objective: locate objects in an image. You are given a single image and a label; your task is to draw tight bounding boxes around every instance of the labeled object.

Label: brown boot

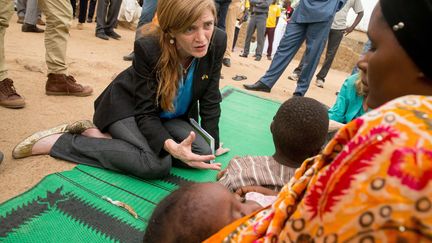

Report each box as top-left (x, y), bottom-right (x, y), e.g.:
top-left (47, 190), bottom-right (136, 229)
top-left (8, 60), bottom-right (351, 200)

top-left (0, 78), bottom-right (26, 109)
top-left (45, 74), bottom-right (93, 97)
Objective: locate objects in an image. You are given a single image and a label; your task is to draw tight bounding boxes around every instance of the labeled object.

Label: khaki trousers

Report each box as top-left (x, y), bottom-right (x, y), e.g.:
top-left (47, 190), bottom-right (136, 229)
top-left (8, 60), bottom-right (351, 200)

top-left (224, 0), bottom-right (242, 59)
top-left (38, 0), bottom-right (73, 74)
top-left (0, 0), bottom-right (14, 81)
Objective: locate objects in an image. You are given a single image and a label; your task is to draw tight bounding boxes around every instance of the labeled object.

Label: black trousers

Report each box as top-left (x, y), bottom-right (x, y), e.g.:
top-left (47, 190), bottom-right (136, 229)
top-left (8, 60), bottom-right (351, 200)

top-left (50, 117), bottom-right (212, 179)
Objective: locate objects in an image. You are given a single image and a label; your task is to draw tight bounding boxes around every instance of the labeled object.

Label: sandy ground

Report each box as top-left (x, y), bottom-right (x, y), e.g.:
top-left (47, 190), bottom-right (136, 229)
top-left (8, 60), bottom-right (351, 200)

top-left (0, 16), bottom-right (362, 203)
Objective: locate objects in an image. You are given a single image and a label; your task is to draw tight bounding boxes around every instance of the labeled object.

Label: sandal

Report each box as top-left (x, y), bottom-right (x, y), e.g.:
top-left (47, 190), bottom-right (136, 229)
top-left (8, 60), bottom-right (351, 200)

top-left (232, 75), bottom-right (247, 81)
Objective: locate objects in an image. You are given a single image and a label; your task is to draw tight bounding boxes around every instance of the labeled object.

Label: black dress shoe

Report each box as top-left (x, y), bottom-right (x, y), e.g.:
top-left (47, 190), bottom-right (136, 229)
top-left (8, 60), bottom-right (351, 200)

top-left (123, 51), bottom-right (134, 61)
top-left (239, 53), bottom-right (248, 58)
top-left (222, 58), bottom-right (231, 67)
top-left (22, 23), bottom-right (44, 33)
top-left (293, 92), bottom-right (303, 96)
top-left (254, 56), bottom-right (262, 61)
top-left (243, 81), bottom-right (271, 93)
top-left (96, 32), bottom-right (109, 40)
top-left (106, 30), bottom-right (121, 40)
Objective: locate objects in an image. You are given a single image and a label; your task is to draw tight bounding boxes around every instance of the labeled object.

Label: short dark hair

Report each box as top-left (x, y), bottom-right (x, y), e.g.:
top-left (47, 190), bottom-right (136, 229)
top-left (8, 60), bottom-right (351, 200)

top-left (143, 183), bottom-right (217, 243)
top-left (271, 97), bottom-right (329, 164)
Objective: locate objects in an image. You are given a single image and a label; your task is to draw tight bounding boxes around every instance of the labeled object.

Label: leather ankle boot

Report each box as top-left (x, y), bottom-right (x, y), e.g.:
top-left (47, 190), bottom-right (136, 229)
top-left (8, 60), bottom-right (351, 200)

top-left (45, 74), bottom-right (93, 97)
top-left (0, 78), bottom-right (25, 108)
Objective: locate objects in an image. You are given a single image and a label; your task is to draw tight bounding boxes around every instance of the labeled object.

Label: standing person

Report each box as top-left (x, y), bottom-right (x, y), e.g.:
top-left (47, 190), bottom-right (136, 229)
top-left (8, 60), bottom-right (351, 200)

top-left (13, 0), bottom-right (229, 178)
top-left (243, 0), bottom-right (346, 96)
top-left (264, 0), bottom-right (280, 60)
top-left (123, 0), bottom-right (158, 61)
top-left (0, 0), bottom-right (26, 108)
top-left (239, 0), bottom-right (272, 61)
top-left (1, 0), bottom-right (92, 104)
top-left (95, 0), bottom-right (122, 40)
top-left (16, 0), bottom-right (45, 25)
top-left (288, 0), bottom-right (364, 88)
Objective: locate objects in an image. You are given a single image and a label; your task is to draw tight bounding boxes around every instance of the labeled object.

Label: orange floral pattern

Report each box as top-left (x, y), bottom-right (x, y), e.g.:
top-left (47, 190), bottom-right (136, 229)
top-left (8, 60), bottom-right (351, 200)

top-left (205, 95), bottom-right (432, 242)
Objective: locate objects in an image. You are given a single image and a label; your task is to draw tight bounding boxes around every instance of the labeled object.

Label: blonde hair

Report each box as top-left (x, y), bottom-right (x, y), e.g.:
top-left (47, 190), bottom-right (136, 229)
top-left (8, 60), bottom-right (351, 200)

top-left (141, 0), bottom-right (216, 111)
top-left (355, 72), bottom-right (368, 97)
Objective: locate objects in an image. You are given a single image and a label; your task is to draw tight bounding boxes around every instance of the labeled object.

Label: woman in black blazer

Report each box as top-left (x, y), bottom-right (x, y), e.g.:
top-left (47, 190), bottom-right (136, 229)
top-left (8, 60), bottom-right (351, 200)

top-left (13, 0), bottom-right (228, 179)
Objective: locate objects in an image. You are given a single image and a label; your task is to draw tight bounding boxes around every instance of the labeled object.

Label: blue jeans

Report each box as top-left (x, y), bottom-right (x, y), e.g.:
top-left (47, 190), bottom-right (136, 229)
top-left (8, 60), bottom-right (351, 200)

top-left (135, 0), bottom-right (157, 40)
top-left (260, 20), bottom-right (332, 96)
top-left (214, 1), bottom-right (230, 31)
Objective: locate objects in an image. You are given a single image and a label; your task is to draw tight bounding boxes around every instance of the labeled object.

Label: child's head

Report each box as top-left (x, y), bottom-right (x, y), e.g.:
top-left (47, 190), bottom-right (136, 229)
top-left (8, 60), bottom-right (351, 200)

top-left (271, 97), bottom-right (329, 165)
top-left (143, 182), bottom-right (261, 243)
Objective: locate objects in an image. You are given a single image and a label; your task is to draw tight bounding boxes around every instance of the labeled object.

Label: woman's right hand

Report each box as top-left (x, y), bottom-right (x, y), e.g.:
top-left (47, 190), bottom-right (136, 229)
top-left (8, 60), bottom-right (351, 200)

top-left (164, 132), bottom-right (221, 170)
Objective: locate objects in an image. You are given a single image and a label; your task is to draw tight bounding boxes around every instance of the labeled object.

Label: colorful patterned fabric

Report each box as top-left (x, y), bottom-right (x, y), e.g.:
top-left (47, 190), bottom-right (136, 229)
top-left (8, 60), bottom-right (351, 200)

top-left (206, 95), bottom-right (432, 242)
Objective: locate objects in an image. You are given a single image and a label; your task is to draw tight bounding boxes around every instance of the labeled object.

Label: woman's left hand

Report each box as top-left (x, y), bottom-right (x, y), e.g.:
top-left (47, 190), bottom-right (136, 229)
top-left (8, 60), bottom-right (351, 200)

top-left (215, 142), bottom-right (230, 156)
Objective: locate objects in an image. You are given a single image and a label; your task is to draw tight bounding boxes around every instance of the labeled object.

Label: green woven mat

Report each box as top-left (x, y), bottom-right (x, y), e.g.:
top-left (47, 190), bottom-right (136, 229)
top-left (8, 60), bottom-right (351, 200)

top-left (0, 87), bottom-right (281, 242)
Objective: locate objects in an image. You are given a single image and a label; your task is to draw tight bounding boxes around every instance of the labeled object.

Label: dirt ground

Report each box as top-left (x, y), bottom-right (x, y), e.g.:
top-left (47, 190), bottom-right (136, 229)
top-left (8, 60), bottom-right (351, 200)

top-left (0, 16), bottom-right (367, 203)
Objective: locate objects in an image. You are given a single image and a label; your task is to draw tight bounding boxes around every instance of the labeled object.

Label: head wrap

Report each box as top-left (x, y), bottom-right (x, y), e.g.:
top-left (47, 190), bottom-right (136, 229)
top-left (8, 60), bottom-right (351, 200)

top-left (380, 0), bottom-right (432, 79)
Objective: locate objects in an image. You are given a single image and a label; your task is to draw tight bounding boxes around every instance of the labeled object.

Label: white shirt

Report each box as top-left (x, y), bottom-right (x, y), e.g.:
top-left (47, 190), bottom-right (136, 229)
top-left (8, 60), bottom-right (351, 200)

top-left (331, 0), bottom-right (364, 30)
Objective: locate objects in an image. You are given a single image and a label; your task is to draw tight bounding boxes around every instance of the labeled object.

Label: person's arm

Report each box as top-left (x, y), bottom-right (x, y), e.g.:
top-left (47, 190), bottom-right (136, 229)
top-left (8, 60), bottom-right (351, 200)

top-left (344, 11), bottom-right (363, 35)
top-left (235, 186), bottom-right (278, 197)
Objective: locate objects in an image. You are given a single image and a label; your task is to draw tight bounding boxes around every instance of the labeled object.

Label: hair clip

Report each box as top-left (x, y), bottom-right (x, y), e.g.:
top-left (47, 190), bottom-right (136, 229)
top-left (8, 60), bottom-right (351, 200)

top-left (393, 22), bottom-right (405, 31)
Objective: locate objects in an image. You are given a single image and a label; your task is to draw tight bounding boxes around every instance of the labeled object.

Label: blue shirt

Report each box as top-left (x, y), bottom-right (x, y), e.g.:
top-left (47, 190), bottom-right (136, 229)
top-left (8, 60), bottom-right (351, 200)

top-left (328, 73), bottom-right (367, 124)
top-left (292, 0), bottom-right (347, 23)
top-left (160, 59), bottom-right (196, 119)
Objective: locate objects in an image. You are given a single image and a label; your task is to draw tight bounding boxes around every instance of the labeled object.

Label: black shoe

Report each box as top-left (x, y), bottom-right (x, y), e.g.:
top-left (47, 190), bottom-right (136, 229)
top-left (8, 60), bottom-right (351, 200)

top-left (106, 30), bottom-right (121, 40)
top-left (267, 56), bottom-right (272, 60)
top-left (239, 53), bottom-right (248, 58)
top-left (254, 56), bottom-right (262, 61)
top-left (96, 32), bottom-right (109, 40)
top-left (22, 23), bottom-right (44, 33)
top-left (87, 18), bottom-right (93, 23)
top-left (243, 81), bottom-right (271, 93)
top-left (222, 58), bottom-right (231, 67)
top-left (123, 52), bottom-right (135, 61)
top-left (293, 92), bottom-right (303, 96)
top-left (0, 151), bottom-right (3, 164)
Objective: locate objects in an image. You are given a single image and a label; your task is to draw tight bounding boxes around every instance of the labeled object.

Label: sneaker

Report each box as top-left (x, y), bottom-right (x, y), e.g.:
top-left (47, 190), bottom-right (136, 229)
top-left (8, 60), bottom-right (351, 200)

top-left (315, 78), bottom-right (324, 88)
top-left (123, 51), bottom-right (134, 61)
top-left (222, 58), bottom-right (231, 67)
top-left (288, 73), bottom-right (299, 81)
top-left (77, 23), bottom-right (83, 30)
top-left (254, 56), bottom-right (261, 61)
top-left (86, 18), bottom-right (93, 23)
top-left (267, 55), bottom-right (272, 60)
top-left (0, 78), bottom-right (25, 108)
top-left (45, 74), bottom-right (93, 97)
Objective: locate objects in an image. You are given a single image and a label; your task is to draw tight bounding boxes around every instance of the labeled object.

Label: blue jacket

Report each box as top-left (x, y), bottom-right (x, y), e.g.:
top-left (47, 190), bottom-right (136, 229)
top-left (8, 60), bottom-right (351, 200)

top-left (292, 0), bottom-right (347, 23)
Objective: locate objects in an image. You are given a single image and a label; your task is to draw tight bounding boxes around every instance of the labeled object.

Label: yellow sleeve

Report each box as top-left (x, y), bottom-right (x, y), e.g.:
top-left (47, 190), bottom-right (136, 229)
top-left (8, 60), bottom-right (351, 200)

top-left (276, 6), bottom-right (281, 17)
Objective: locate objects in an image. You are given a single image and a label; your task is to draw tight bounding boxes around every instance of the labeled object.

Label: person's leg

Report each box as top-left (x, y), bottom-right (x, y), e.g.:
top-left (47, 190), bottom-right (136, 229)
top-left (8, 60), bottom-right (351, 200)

top-left (50, 117), bottom-right (171, 179)
top-left (294, 20), bottom-right (332, 96)
top-left (258, 22), bottom-right (306, 89)
top-left (0, 0), bottom-right (25, 109)
top-left (266, 27), bottom-right (275, 58)
top-left (254, 14), bottom-right (267, 59)
top-left (163, 119), bottom-right (212, 156)
top-left (232, 26), bottom-right (240, 51)
top-left (0, 0), bottom-right (13, 82)
top-left (22, 0), bottom-right (44, 32)
top-left (216, 1), bottom-right (230, 31)
top-left (242, 15), bottom-right (257, 57)
top-left (16, 0), bottom-right (27, 23)
top-left (223, 1), bottom-right (241, 63)
top-left (95, 0), bottom-right (108, 35)
top-left (87, 0), bottom-right (97, 21)
top-left (0, 150), bottom-right (3, 164)
top-left (70, 0), bottom-right (76, 17)
top-left (78, 0), bottom-right (88, 23)
top-left (136, 0), bottom-right (157, 29)
top-left (39, 0), bottom-right (93, 96)
top-left (104, 0), bottom-right (122, 35)
top-left (315, 29), bottom-right (344, 81)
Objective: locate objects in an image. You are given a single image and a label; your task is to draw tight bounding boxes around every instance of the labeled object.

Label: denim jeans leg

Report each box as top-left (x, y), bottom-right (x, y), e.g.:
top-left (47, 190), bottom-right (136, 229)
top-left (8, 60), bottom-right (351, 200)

top-left (259, 22), bottom-right (307, 88)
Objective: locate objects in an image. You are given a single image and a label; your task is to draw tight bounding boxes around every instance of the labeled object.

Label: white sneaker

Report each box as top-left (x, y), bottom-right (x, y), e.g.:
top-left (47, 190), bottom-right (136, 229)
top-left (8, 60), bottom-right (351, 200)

top-left (315, 78), bottom-right (324, 88)
top-left (288, 73), bottom-right (299, 81)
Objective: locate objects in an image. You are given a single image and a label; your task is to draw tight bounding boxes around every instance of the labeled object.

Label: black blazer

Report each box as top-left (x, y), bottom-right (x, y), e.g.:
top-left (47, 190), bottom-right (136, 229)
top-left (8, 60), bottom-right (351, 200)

top-left (94, 28), bottom-right (227, 155)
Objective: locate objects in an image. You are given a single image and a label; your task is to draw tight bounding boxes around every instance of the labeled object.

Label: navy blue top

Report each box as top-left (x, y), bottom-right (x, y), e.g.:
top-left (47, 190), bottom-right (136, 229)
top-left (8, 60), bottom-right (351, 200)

top-left (160, 59), bottom-right (197, 119)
